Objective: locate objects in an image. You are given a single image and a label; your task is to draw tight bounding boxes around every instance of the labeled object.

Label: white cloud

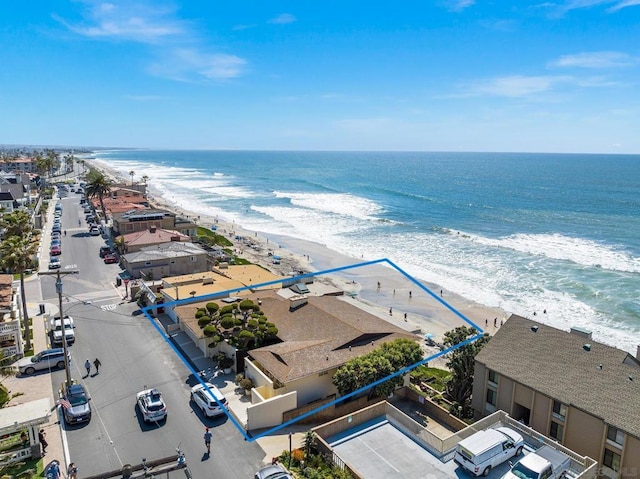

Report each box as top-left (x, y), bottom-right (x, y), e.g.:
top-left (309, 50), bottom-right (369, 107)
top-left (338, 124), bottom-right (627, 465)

top-left (464, 75), bottom-right (566, 98)
top-left (445, 0), bottom-right (475, 11)
top-left (556, 0), bottom-right (640, 13)
top-left (268, 13), bottom-right (297, 25)
top-left (608, 0), bottom-right (640, 11)
top-left (152, 48), bottom-right (246, 80)
top-left (58, 1), bottom-right (186, 44)
top-left (550, 51), bottom-right (638, 68)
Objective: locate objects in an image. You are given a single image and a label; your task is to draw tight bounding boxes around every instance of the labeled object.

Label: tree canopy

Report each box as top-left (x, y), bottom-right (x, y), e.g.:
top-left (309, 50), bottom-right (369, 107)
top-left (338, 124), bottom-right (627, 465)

top-left (443, 325), bottom-right (490, 418)
top-left (332, 338), bottom-right (423, 398)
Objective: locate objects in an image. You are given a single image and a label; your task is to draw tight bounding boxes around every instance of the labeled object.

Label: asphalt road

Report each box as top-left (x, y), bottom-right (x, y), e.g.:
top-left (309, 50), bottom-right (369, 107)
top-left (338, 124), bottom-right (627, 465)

top-left (37, 188), bottom-right (265, 478)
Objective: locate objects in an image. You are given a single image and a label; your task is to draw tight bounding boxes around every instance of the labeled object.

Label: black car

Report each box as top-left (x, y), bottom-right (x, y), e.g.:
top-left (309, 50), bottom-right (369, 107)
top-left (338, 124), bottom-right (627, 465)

top-left (61, 383), bottom-right (92, 424)
top-left (99, 246), bottom-right (113, 257)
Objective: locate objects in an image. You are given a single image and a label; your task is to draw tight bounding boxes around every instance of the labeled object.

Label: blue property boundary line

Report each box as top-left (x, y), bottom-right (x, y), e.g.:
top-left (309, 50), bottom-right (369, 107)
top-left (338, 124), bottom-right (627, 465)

top-left (140, 258), bottom-right (486, 442)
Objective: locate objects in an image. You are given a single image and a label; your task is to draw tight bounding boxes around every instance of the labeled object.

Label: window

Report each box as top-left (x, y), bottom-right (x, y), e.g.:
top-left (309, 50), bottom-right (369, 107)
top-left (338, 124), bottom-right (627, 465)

top-left (603, 449), bottom-right (621, 472)
top-left (549, 421), bottom-right (564, 442)
top-left (190, 256), bottom-right (196, 262)
top-left (552, 400), bottom-right (567, 421)
top-left (486, 388), bottom-right (497, 406)
top-left (145, 261), bottom-right (152, 266)
top-left (606, 426), bottom-right (624, 447)
top-left (488, 369), bottom-right (498, 385)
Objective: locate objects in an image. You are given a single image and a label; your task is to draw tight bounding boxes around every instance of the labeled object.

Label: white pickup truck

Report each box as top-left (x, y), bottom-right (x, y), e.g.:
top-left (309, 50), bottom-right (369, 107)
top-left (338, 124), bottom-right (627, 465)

top-left (502, 445), bottom-right (571, 479)
top-left (50, 315), bottom-right (76, 347)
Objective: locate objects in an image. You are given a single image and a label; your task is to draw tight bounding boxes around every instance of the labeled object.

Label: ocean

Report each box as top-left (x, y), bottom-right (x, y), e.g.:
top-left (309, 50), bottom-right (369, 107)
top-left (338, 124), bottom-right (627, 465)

top-left (91, 150), bottom-right (640, 353)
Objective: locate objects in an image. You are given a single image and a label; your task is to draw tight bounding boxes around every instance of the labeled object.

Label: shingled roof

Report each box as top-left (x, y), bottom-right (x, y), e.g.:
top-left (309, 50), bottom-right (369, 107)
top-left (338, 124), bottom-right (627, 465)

top-left (475, 314), bottom-right (640, 439)
top-left (247, 291), bottom-right (418, 383)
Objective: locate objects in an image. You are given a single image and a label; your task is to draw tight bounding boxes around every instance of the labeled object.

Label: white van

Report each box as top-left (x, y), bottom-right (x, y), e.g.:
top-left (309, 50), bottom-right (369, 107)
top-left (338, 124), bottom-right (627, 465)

top-left (454, 426), bottom-right (524, 477)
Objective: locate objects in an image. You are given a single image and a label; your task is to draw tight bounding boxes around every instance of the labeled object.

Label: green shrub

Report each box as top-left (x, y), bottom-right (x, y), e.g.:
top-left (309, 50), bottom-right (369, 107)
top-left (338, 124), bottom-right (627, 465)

top-left (220, 305), bottom-right (235, 315)
top-left (197, 316), bottom-right (211, 328)
top-left (205, 302), bottom-right (219, 313)
top-left (203, 325), bottom-right (218, 337)
top-left (220, 317), bottom-right (235, 329)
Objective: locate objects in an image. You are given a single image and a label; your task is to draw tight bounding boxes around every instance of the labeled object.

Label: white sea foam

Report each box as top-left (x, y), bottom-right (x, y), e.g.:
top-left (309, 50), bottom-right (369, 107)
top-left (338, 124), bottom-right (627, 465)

top-left (470, 232), bottom-right (640, 273)
top-left (273, 191), bottom-right (383, 220)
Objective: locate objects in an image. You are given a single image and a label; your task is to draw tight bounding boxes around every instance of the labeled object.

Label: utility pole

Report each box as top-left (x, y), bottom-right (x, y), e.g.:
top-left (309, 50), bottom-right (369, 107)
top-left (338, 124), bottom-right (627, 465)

top-left (40, 269), bottom-right (79, 387)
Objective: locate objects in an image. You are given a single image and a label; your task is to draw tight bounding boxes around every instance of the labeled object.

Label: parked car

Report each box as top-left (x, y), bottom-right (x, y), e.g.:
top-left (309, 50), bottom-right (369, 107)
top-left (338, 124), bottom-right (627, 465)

top-left (190, 382), bottom-right (227, 417)
top-left (50, 245), bottom-right (62, 255)
top-left (61, 383), bottom-right (91, 424)
top-left (99, 246), bottom-right (113, 257)
top-left (52, 226), bottom-right (62, 234)
top-left (103, 253), bottom-right (118, 264)
top-left (90, 227), bottom-right (100, 236)
top-left (136, 388), bottom-right (168, 423)
top-left (51, 239), bottom-right (61, 247)
top-left (15, 348), bottom-right (69, 375)
top-left (51, 232), bottom-right (61, 240)
top-left (255, 464), bottom-right (293, 479)
top-left (48, 257), bottom-right (62, 269)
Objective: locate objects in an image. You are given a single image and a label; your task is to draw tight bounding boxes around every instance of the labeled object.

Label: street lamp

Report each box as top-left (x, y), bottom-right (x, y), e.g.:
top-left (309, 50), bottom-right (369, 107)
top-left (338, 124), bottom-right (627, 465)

top-left (40, 269), bottom-right (78, 387)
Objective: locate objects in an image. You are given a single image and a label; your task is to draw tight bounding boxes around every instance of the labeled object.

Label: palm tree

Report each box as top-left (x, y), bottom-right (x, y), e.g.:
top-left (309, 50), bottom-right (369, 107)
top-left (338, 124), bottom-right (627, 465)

top-left (129, 170), bottom-right (135, 186)
top-left (85, 170), bottom-right (113, 220)
top-left (0, 235), bottom-right (38, 352)
top-left (141, 175), bottom-right (149, 185)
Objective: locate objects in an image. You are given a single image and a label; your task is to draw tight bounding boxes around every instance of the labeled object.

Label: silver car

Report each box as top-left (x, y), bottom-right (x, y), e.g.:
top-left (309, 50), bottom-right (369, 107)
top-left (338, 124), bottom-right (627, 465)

top-left (61, 383), bottom-right (91, 424)
top-left (15, 349), bottom-right (69, 375)
top-left (254, 465), bottom-right (293, 479)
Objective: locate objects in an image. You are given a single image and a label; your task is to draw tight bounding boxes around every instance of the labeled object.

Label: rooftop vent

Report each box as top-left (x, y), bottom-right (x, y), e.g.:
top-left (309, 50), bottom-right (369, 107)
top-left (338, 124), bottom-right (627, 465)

top-left (531, 326), bottom-right (539, 333)
top-left (571, 327), bottom-right (592, 340)
top-left (583, 343), bottom-right (591, 352)
top-left (597, 364), bottom-right (603, 369)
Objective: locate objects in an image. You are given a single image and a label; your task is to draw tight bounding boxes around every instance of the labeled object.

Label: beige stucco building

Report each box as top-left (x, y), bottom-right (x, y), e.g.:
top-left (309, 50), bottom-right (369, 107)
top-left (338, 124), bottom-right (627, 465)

top-left (472, 314), bottom-right (640, 479)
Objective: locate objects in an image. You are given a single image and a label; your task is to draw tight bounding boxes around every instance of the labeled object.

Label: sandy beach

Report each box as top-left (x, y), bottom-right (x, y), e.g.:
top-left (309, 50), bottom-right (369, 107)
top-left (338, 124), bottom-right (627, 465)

top-left (91, 160), bottom-right (511, 364)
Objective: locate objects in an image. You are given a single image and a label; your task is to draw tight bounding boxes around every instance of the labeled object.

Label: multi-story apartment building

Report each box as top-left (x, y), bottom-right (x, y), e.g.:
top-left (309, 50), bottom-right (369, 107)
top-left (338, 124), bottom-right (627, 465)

top-left (472, 314), bottom-right (640, 479)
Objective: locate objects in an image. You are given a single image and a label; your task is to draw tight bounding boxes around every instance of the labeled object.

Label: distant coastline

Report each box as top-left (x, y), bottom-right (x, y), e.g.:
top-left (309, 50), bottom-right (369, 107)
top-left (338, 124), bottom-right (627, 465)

top-left (82, 149), bottom-right (640, 354)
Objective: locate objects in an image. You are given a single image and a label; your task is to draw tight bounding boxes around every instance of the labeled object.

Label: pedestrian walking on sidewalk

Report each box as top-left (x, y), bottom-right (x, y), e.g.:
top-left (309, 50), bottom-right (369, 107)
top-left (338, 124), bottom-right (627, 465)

top-left (204, 427), bottom-right (212, 454)
top-left (84, 359), bottom-right (91, 377)
top-left (94, 358), bottom-right (102, 374)
top-left (67, 463), bottom-right (78, 479)
top-left (39, 429), bottom-right (47, 454)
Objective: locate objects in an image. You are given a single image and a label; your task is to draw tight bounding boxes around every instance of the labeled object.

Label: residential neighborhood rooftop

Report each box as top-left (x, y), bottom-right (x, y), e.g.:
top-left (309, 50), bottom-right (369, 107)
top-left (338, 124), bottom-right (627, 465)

top-left (475, 314), bottom-right (640, 439)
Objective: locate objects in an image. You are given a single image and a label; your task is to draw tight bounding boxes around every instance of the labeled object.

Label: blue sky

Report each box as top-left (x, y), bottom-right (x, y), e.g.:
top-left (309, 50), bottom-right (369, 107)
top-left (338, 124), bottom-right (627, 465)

top-left (1, 1), bottom-right (639, 153)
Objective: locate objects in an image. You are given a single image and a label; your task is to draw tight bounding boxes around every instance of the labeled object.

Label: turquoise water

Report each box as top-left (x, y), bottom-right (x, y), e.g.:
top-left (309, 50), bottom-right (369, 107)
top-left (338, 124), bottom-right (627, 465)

top-left (93, 150), bottom-right (640, 352)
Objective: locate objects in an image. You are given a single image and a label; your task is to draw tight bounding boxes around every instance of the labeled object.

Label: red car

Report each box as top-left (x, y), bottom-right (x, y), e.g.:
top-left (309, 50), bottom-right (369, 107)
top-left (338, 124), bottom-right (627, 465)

top-left (103, 253), bottom-right (118, 264)
top-left (50, 245), bottom-right (62, 256)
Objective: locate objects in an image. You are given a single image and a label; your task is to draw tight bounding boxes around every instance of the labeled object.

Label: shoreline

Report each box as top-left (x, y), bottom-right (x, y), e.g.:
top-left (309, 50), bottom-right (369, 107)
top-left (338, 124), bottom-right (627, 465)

top-left (89, 159), bottom-right (512, 358)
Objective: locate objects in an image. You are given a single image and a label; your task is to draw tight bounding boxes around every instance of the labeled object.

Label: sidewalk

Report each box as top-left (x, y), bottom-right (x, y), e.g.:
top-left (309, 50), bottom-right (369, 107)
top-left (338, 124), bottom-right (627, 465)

top-left (4, 301), bottom-right (69, 472)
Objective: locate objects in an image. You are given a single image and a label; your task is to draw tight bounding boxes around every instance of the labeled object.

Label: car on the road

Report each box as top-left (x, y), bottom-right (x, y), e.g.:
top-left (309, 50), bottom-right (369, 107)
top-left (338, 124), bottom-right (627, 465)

top-left (48, 257), bottom-right (62, 269)
top-left (50, 245), bottom-right (62, 255)
top-left (61, 383), bottom-right (92, 424)
top-left (90, 227), bottom-right (100, 236)
top-left (99, 246), bottom-right (113, 257)
top-left (103, 253), bottom-right (118, 264)
top-left (51, 316), bottom-right (75, 346)
top-left (190, 382), bottom-right (227, 417)
top-left (15, 348), bottom-right (69, 375)
top-left (254, 464), bottom-right (293, 479)
top-left (136, 388), bottom-right (168, 423)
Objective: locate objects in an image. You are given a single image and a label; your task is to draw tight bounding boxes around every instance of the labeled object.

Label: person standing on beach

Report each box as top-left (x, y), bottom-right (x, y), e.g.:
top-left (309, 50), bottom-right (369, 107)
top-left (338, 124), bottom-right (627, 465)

top-left (94, 358), bottom-right (102, 374)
